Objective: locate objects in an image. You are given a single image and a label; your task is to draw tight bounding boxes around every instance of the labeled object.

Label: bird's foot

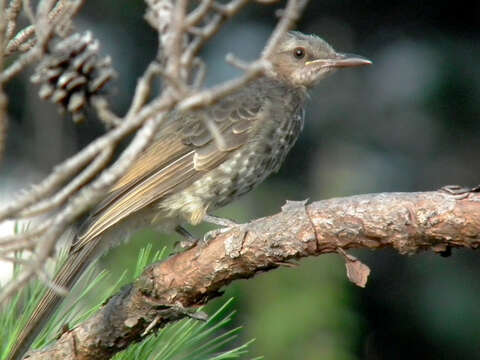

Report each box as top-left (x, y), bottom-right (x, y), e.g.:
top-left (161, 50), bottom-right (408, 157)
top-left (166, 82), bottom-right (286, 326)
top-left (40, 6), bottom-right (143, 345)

top-left (202, 227), bottom-right (231, 244)
top-left (202, 215), bottom-right (241, 244)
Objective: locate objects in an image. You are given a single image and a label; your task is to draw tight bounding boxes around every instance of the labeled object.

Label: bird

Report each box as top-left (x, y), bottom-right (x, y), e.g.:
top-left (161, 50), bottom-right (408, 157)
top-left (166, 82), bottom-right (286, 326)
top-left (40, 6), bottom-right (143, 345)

top-left (8, 31), bottom-right (371, 360)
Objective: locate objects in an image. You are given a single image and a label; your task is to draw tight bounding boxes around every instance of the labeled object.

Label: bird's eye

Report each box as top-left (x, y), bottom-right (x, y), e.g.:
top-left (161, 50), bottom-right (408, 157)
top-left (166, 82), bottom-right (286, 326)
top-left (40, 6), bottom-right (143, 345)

top-left (293, 47), bottom-right (305, 59)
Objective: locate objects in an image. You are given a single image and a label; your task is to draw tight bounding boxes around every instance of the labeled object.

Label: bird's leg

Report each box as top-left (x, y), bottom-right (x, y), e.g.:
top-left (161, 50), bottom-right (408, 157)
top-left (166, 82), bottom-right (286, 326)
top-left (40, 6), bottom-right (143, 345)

top-left (174, 225), bottom-right (198, 250)
top-left (175, 225), bottom-right (196, 240)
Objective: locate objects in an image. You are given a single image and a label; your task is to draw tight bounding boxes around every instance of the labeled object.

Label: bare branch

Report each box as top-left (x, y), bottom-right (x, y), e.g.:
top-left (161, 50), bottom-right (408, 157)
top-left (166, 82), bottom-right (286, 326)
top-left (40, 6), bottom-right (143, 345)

top-left (0, 45), bottom-right (43, 82)
top-left (126, 61), bottom-right (163, 117)
top-left (23, 0), bottom-right (35, 25)
top-left (90, 97), bottom-right (122, 128)
top-left (5, 0), bottom-right (23, 40)
top-left (24, 190), bottom-right (480, 360)
top-left (0, 0), bottom-right (7, 163)
top-left (186, 0), bottom-right (214, 27)
top-left (167, 0), bottom-right (188, 85)
top-left (262, 0), bottom-right (309, 57)
top-left (178, 58), bottom-right (267, 110)
top-left (182, 0), bottom-right (309, 110)
top-left (19, 146), bottom-right (114, 218)
top-left (225, 52), bottom-right (250, 69)
top-left (0, 143), bottom-right (97, 221)
top-left (190, 57), bottom-right (206, 89)
top-left (0, 223), bottom-right (50, 252)
top-left (181, 0), bottom-right (250, 68)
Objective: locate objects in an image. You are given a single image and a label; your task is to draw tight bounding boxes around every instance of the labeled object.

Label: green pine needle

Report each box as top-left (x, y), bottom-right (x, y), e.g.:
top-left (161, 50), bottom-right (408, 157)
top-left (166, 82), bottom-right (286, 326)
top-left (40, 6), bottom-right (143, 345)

top-left (1, 243), bottom-right (259, 360)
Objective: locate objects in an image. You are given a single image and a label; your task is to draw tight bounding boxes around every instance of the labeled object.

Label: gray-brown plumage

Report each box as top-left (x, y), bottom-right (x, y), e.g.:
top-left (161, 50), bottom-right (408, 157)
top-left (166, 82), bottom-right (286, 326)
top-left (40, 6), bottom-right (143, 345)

top-left (9, 31), bottom-right (371, 360)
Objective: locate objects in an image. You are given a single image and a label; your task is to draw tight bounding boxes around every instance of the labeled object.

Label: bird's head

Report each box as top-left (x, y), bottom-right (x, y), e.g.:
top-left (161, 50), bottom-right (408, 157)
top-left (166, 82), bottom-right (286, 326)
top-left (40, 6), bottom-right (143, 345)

top-left (267, 31), bottom-right (371, 88)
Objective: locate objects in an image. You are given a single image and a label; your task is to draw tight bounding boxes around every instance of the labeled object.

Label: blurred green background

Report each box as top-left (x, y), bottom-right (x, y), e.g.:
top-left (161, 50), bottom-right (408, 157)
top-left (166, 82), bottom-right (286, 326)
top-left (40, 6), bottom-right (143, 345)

top-left (2, 0), bottom-right (480, 359)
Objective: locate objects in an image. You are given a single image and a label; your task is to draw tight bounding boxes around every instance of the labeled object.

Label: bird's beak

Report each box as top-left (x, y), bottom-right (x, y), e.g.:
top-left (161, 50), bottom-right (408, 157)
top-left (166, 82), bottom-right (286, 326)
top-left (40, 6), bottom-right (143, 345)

top-left (306, 53), bottom-right (372, 68)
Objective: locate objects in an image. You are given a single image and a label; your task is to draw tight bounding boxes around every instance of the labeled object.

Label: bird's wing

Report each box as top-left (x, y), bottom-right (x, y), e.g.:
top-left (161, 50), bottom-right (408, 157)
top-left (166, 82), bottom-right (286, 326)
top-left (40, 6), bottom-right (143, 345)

top-left (74, 90), bottom-right (264, 249)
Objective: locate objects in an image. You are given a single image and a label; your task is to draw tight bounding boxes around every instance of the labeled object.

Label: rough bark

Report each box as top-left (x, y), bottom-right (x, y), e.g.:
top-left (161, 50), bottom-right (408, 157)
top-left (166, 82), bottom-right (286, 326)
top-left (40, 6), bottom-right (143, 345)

top-left (26, 190), bottom-right (480, 360)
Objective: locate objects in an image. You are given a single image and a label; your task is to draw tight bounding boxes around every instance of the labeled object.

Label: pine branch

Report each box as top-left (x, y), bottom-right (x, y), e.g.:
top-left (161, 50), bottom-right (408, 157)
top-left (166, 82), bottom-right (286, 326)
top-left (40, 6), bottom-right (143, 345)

top-left (24, 189), bottom-right (480, 359)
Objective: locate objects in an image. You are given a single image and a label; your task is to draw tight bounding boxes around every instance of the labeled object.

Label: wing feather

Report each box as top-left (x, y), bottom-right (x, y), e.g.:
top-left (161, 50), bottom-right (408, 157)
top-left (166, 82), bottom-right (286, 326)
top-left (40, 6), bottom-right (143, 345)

top-left (77, 87), bottom-right (265, 248)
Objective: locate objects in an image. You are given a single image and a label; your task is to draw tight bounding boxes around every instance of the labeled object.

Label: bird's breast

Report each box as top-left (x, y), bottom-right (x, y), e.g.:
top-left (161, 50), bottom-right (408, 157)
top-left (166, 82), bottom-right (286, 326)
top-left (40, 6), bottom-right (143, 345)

top-left (158, 100), bottom-right (305, 224)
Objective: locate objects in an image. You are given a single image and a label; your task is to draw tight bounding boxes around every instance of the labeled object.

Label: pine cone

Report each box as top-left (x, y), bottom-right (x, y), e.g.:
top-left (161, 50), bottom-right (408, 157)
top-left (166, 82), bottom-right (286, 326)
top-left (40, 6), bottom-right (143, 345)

top-left (31, 32), bottom-right (116, 123)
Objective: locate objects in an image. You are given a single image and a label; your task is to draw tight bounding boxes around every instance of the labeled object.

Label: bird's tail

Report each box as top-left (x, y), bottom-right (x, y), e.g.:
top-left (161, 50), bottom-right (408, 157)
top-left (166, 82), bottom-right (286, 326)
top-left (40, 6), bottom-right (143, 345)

top-left (7, 238), bottom-right (100, 360)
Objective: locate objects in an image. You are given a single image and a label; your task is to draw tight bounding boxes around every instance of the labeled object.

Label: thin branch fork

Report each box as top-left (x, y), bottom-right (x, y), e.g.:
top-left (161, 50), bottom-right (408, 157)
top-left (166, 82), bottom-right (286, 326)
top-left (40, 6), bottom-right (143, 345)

top-left (25, 190), bottom-right (480, 360)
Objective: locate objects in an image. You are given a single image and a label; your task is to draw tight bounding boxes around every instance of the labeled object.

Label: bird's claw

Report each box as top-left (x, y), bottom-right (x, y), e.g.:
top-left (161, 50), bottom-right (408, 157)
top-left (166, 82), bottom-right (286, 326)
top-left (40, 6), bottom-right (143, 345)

top-left (200, 214), bottom-right (242, 244)
top-left (202, 227), bottom-right (232, 244)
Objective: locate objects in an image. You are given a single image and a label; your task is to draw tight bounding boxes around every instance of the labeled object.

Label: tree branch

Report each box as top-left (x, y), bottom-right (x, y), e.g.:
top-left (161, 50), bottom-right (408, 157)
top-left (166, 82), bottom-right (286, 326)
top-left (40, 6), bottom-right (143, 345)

top-left (25, 190), bottom-right (480, 360)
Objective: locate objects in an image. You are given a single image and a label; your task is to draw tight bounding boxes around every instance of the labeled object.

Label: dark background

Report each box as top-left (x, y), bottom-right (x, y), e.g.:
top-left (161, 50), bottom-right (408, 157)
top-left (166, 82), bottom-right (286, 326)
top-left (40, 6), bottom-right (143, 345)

top-left (2, 1), bottom-right (480, 359)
